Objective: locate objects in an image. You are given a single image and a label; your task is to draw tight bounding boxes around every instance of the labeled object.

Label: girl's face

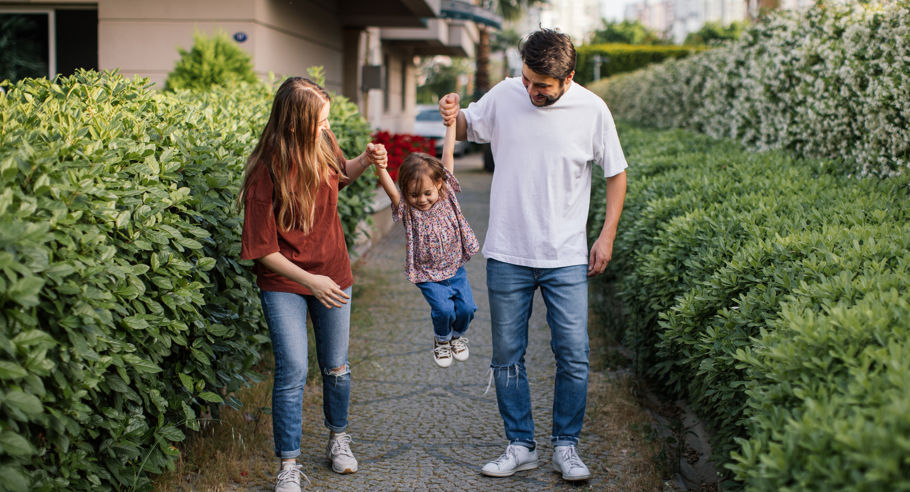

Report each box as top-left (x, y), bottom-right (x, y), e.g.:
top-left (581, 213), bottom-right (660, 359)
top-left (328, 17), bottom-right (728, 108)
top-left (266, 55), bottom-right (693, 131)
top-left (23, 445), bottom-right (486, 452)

top-left (406, 175), bottom-right (441, 211)
top-left (318, 102), bottom-right (331, 133)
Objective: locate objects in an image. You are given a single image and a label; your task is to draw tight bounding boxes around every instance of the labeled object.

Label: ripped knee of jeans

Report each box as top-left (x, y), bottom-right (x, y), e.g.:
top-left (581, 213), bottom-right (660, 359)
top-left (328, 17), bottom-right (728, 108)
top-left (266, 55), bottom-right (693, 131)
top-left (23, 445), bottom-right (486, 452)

top-left (483, 363), bottom-right (521, 394)
top-left (324, 364), bottom-right (351, 381)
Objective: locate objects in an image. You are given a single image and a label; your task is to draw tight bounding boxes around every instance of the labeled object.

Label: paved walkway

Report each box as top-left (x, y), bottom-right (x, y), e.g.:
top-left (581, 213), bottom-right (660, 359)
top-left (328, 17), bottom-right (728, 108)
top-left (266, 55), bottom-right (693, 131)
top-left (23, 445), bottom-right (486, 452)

top-left (292, 153), bottom-right (611, 491)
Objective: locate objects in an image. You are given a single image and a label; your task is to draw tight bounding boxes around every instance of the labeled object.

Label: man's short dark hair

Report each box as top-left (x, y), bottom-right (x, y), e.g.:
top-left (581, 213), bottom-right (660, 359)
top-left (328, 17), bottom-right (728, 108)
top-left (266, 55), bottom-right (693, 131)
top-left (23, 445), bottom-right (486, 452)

top-left (519, 28), bottom-right (576, 80)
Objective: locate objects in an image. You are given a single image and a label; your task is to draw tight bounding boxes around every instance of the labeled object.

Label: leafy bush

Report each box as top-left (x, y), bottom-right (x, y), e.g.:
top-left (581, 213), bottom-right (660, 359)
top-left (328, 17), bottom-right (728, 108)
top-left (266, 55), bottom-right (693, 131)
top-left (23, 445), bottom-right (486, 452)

top-left (575, 43), bottom-right (705, 86)
top-left (164, 31), bottom-right (258, 92)
top-left (0, 69), bottom-right (374, 490)
top-left (592, 0), bottom-right (910, 177)
top-left (370, 131), bottom-right (435, 182)
top-left (588, 123), bottom-right (910, 489)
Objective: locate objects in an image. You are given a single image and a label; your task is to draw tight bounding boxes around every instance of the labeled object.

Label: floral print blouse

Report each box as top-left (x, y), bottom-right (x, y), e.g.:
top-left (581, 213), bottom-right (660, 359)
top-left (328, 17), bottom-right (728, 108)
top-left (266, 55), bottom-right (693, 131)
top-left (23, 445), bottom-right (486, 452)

top-left (392, 168), bottom-right (480, 283)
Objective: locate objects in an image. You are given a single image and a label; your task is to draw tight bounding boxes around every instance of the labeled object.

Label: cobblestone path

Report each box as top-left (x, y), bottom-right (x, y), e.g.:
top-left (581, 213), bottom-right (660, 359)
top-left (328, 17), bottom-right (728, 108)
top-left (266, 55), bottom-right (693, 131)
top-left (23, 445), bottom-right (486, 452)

top-left (292, 154), bottom-right (611, 491)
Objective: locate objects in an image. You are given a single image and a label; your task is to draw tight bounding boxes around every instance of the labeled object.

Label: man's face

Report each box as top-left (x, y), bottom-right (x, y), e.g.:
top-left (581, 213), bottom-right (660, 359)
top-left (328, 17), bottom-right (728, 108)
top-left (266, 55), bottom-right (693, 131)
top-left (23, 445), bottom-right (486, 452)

top-left (521, 64), bottom-right (573, 107)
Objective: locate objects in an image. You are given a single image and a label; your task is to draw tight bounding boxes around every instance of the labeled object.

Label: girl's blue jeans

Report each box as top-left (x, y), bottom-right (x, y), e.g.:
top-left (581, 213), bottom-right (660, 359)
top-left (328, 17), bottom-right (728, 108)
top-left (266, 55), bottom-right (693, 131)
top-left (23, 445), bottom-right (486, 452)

top-left (486, 259), bottom-right (589, 449)
top-left (416, 266), bottom-right (477, 342)
top-left (259, 288), bottom-right (352, 459)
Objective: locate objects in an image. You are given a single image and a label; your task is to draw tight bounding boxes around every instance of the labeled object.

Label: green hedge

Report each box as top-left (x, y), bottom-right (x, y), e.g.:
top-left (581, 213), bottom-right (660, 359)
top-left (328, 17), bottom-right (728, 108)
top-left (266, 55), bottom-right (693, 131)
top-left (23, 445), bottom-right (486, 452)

top-left (589, 123), bottom-right (910, 489)
top-left (575, 43), bottom-right (705, 86)
top-left (0, 70), bottom-right (374, 490)
top-left (591, 1), bottom-right (910, 177)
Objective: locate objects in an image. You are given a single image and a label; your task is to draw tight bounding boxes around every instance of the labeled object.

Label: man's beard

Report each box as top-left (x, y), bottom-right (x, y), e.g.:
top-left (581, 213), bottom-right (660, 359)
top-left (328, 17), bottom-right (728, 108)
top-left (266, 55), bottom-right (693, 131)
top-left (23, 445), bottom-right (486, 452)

top-left (530, 83), bottom-right (568, 107)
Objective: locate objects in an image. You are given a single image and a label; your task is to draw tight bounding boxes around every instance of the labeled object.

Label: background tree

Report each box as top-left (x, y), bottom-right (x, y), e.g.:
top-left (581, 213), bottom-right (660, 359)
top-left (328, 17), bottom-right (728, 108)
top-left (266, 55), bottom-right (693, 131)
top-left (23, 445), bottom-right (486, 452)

top-left (474, 0), bottom-right (545, 100)
top-left (416, 57), bottom-right (474, 105)
top-left (590, 19), bottom-right (668, 45)
top-left (164, 31), bottom-right (258, 91)
top-left (683, 21), bottom-right (748, 46)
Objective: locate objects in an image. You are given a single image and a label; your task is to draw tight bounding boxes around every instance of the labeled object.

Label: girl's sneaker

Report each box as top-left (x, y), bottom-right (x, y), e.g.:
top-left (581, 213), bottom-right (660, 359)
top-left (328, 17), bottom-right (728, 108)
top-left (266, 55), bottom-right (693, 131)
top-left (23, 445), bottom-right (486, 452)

top-left (433, 339), bottom-right (453, 367)
top-left (450, 337), bottom-right (469, 361)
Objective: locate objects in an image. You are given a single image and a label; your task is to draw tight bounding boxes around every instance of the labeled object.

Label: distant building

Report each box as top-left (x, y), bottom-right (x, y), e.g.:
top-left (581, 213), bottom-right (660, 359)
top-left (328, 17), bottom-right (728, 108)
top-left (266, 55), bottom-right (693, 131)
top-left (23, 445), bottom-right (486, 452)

top-left (537, 0), bottom-right (604, 44)
top-left (0, 0), bottom-right (494, 133)
top-left (623, 0), bottom-right (819, 44)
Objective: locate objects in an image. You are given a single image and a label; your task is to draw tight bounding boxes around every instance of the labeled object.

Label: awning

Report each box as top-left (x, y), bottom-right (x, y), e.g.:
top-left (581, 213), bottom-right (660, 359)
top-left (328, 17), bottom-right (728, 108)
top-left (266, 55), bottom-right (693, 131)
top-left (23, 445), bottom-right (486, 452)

top-left (440, 0), bottom-right (502, 29)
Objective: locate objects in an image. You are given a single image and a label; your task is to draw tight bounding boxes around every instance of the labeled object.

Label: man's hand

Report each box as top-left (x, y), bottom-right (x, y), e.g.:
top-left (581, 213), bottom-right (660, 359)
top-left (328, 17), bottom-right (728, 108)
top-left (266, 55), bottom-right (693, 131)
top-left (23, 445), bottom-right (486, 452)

top-left (439, 92), bottom-right (460, 126)
top-left (587, 237), bottom-right (614, 277)
top-left (306, 274), bottom-right (350, 308)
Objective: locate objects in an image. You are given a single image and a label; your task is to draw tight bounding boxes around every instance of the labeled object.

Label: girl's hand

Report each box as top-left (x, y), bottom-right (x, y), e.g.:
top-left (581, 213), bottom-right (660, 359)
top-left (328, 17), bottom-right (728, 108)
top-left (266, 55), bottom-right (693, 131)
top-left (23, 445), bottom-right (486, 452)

top-left (307, 274), bottom-right (350, 308)
top-left (366, 143), bottom-right (388, 169)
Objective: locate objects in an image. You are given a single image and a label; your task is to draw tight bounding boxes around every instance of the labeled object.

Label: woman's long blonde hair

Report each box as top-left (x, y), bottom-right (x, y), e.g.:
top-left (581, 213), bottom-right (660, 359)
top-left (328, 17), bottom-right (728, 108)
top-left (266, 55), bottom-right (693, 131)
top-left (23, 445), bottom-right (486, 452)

top-left (238, 77), bottom-right (342, 233)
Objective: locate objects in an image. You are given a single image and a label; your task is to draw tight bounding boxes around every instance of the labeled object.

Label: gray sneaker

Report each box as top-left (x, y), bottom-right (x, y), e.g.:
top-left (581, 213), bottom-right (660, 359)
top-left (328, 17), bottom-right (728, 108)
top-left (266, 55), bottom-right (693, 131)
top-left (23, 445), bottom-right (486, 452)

top-left (481, 444), bottom-right (539, 477)
top-left (551, 445), bottom-right (591, 481)
top-left (326, 432), bottom-right (358, 474)
top-left (275, 462), bottom-right (304, 492)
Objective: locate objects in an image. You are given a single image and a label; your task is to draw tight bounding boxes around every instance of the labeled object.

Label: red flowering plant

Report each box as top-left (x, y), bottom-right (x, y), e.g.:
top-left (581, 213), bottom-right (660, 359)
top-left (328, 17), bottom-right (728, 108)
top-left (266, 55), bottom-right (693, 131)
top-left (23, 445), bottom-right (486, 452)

top-left (371, 131), bottom-right (435, 183)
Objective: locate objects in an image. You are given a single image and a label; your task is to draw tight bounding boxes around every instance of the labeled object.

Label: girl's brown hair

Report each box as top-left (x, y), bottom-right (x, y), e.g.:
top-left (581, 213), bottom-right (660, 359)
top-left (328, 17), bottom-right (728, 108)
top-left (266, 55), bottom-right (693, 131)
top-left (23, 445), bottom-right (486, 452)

top-left (397, 152), bottom-right (447, 204)
top-left (238, 77), bottom-right (342, 233)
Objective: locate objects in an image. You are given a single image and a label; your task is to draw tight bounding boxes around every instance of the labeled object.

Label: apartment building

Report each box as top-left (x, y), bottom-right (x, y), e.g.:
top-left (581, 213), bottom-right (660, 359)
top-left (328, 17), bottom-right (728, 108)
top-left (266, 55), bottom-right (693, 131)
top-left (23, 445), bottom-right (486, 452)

top-left (0, 0), bottom-right (488, 133)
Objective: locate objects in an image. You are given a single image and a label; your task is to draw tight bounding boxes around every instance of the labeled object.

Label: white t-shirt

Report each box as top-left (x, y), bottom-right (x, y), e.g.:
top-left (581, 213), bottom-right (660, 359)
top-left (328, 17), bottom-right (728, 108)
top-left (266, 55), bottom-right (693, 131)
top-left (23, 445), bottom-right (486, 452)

top-left (463, 77), bottom-right (627, 268)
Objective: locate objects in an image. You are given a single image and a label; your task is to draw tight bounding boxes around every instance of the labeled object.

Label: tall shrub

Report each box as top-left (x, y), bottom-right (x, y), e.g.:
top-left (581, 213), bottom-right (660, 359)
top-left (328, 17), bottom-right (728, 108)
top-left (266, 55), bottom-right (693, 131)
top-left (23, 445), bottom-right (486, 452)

top-left (0, 69), bottom-right (374, 490)
top-left (588, 124), bottom-right (910, 489)
top-left (164, 31), bottom-right (258, 92)
top-left (593, 0), bottom-right (910, 177)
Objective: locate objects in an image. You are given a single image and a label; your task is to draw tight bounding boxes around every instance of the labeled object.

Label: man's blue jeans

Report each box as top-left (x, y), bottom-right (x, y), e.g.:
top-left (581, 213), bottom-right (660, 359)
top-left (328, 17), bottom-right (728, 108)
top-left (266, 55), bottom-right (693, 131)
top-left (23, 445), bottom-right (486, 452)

top-left (259, 289), bottom-right (352, 459)
top-left (416, 266), bottom-right (477, 342)
top-left (486, 259), bottom-right (589, 449)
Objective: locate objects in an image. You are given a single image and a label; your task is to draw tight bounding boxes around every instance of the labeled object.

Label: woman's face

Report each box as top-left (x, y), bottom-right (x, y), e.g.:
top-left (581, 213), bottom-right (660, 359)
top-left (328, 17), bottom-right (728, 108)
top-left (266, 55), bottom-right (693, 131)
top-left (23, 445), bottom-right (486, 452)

top-left (318, 102), bottom-right (331, 133)
top-left (406, 175), bottom-right (441, 211)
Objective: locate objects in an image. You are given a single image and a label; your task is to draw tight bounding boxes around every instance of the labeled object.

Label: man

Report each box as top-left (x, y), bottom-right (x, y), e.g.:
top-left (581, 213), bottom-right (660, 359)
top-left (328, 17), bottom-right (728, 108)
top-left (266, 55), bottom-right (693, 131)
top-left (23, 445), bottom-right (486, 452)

top-left (439, 28), bottom-right (627, 482)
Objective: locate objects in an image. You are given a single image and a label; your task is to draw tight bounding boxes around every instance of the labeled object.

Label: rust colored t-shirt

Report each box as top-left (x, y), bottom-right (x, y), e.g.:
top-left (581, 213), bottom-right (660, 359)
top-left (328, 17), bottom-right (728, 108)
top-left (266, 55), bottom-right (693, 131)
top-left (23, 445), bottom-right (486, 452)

top-left (240, 135), bottom-right (353, 295)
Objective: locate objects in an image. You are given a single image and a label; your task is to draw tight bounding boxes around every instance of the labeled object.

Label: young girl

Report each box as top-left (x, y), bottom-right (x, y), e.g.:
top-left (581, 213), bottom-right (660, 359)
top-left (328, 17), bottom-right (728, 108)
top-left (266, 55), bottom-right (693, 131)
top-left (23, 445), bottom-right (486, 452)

top-left (238, 77), bottom-right (387, 492)
top-left (375, 94), bottom-right (480, 368)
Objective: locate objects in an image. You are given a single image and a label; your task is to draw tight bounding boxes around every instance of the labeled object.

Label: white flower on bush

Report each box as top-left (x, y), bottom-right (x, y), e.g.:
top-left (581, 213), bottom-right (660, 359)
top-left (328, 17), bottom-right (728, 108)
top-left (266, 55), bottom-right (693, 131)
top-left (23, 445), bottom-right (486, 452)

top-left (594, 0), bottom-right (909, 177)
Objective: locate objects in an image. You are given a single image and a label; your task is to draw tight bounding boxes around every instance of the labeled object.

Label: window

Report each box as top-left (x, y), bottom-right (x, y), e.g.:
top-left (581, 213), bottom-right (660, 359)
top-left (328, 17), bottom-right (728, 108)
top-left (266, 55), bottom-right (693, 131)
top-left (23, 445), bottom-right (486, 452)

top-left (401, 61), bottom-right (407, 111)
top-left (383, 54), bottom-right (390, 112)
top-left (0, 7), bottom-right (97, 83)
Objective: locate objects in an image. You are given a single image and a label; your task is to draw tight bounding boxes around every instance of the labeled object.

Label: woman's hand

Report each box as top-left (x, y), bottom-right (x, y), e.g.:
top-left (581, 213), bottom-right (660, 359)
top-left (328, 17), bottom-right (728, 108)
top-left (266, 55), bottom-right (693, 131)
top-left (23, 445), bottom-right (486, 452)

top-left (366, 143), bottom-right (388, 169)
top-left (306, 274), bottom-right (350, 308)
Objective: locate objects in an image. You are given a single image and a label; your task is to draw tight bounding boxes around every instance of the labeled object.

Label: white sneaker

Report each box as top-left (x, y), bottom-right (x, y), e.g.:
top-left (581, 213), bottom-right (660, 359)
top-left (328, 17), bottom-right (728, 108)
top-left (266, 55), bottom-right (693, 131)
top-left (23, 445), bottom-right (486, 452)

top-left (433, 339), bottom-right (453, 368)
top-left (481, 444), bottom-right (539, 477)
top-left (275, 462), bottom-right (304, 492)
top-left (326, 432), bottom-right (358, 474)
top-left (450, 337), bottom-right (469, 361)
top-left (551, 445), bottom-right (591, 481)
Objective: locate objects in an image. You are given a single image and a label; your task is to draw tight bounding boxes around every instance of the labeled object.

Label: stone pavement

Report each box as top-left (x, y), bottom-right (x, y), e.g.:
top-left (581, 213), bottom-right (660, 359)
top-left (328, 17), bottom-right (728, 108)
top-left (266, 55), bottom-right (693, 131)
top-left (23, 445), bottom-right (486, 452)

top-left (291, 152), bottom-right (612, 491)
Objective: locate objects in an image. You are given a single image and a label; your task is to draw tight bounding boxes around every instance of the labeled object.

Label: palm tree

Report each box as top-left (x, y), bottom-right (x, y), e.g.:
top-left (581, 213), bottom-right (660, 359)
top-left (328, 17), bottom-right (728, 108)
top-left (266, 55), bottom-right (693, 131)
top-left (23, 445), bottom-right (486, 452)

top-left (474, 0), bottom-right (544, 99)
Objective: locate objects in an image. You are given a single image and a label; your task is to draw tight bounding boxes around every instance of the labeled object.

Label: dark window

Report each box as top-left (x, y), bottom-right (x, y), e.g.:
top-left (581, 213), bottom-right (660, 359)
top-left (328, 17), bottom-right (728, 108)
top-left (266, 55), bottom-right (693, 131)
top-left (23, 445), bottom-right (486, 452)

top-left (55, 9), bottom-right (98, 76)
top-left (0, 9), bottom-right (97, 83)
top-left (0, 13), bottom-right (49, 82)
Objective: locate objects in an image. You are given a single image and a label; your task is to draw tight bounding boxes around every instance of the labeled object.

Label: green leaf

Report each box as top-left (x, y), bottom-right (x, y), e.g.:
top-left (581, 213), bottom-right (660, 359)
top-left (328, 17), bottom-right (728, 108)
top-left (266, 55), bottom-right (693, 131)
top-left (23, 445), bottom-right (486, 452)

top-left (122, 316), bottom-right (150, 330)
top-left (3, 390), bottom-right (43, 417)
top-left (0, 430), bottom-right (36, 456)
top-left (122, 354), bottom-right (162, 374)
top-left (196, 257), bottom-right (216, 271)
top-left (178, 373), bottom-right (193, 392)
top-left (0, 465), bottom-right (29, 492)
top-left (157, 424), bottom-right (185, 442)
top-left (197, 391), bottom-right (223, 403)
top-left (7, 277), bottom-right (45, 307)
top-left (0, 361), bottom-right (28, 380)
